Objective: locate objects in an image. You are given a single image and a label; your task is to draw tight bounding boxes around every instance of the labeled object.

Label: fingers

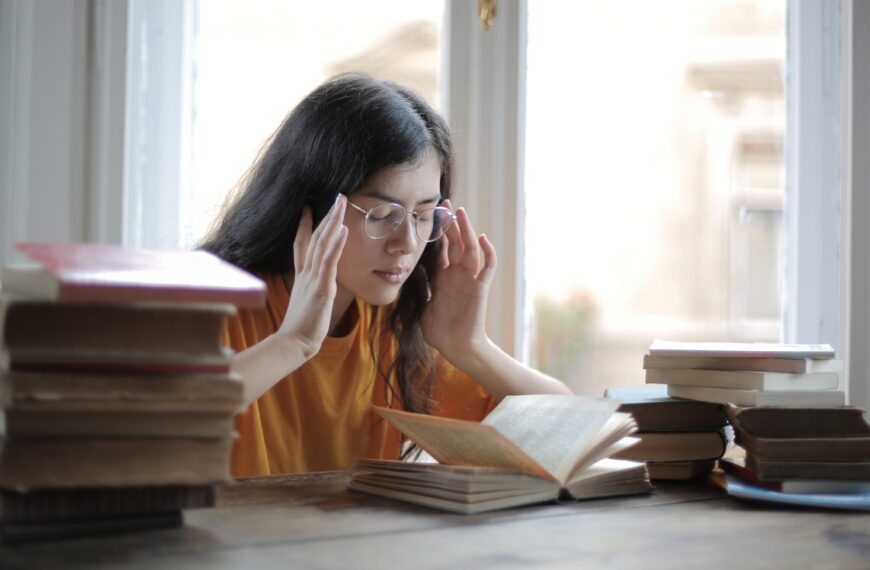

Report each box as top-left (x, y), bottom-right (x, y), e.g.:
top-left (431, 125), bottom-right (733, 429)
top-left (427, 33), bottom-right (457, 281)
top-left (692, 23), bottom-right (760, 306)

top-left (476, 234), bottom-right (498, 286)
top-left (307, 195), bottom-right (347, 272)
top-left (294, 206), bottom-right (313, 273)
top-left (443, 201), bottom-right (463, 267)
top-left (438, 234), bottom-right (450, 268)
top-left (455, 208), bottom-right (480, 274)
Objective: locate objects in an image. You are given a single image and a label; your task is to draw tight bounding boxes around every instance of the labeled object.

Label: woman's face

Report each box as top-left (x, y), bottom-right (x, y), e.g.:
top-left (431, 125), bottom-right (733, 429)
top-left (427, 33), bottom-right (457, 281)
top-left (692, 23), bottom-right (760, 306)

top-left (336, 149), bottom-right (442, 307)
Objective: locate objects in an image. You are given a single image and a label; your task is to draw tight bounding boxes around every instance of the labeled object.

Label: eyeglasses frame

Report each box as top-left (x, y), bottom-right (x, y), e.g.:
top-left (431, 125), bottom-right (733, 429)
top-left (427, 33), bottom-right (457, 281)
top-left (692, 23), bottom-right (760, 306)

top-left (346, 199), bottom-right (456, 243)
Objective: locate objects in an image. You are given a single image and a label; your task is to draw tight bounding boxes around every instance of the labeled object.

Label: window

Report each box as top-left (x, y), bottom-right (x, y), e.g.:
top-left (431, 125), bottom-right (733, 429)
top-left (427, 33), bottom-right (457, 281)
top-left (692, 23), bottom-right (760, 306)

top-left (184, 0), bottom-right (445, 249)
top-left (524, 1), bottom-right (787, 396)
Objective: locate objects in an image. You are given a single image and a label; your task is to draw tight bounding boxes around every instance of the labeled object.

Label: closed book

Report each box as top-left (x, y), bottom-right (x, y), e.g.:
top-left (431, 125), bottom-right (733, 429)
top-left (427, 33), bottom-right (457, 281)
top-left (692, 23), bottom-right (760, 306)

top-left (724, 404), bottom-right (870, 438)
top-left (646, 460), bottom-right (715, 481)
top-left (0, 298), bottom-right (234, 358)
top-left (744, 454), bottom-right (870, 482)
top-left (604, 385), bottom-right (726, 431)
top-left (612, 429), bottom-right (727, 462)
top-left (3, 352), bottom-right (233, 375)
top-left (1, 511), bottom-right (183, 544)
top-left (642, 354), bottom-right (843, 374)
top-left (648, 339), bottom-right (835, 359)
top-left (1, 370), bottom-right (244, 414)
top-left (1, 242), bottom-right (265, 307)
top-left (667, 384), bottom-right (846, 408)
top-left (2, 409), bottom-right (236, 438)
top-left (0, 437), bottom-right (233, 490)
top-left (720, 457), bottom-right (870, 494)
top-left (731, 427), bottom-right (870, 462)
top-left (0, 484), bottom-right (216, 523)
top-left (646, 368), bottom-right (838, 391)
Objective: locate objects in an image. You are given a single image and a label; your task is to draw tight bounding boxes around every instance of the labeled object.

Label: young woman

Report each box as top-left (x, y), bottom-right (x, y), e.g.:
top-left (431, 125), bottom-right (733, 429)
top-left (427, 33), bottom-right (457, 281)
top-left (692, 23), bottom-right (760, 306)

top-left (201, 74), bottom-right (571, 477)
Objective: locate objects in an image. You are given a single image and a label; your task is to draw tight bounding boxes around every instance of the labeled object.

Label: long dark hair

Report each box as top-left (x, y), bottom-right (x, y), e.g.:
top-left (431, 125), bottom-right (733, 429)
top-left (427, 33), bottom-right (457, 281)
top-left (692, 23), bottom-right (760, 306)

top-left (201, 73), bottom-right (452, 415)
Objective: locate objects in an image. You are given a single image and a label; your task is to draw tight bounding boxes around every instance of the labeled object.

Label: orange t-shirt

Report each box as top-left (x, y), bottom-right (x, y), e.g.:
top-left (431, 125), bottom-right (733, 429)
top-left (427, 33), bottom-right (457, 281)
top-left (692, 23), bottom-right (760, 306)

top-left (225, 274), bottom-right (496, 477)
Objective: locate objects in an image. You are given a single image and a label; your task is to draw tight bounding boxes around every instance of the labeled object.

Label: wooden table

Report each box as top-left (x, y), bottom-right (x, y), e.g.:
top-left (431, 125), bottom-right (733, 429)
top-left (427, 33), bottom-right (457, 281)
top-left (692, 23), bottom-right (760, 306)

top-left (1, 472), bottom-right (868, 569)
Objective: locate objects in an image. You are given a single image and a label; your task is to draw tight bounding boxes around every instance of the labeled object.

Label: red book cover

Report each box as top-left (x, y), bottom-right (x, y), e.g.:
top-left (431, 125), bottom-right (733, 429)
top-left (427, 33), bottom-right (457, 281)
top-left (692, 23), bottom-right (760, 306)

top-left (2, 242), bottom-right (266, 307)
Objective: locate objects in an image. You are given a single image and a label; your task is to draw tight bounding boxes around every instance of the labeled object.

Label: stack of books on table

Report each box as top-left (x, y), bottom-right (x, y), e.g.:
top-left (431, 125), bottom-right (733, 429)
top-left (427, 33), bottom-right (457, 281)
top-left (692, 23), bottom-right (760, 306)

top-left (0, 242), bottom-right (265, 542)
top-left (604, 385), bottom-right (727, 480)
top-left (713, 404), bottom-right (870, 509)
top-left (643, 339), bottom-right (845, 408)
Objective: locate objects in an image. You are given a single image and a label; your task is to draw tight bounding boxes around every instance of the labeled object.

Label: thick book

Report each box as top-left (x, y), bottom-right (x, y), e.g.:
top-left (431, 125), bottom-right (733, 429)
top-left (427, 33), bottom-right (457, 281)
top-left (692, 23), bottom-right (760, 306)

top-left (732, 430), bottom-right (870, 462)
top-left (1, 510), bottom-right (183, 544)
top-left (646, 460), bottom-right (715, 481)
top-left (743, 453), bottom-right (870, 482)
top-left (667, 384), bottom-right (846, 407)
top-left (1, 371), bottom-right (243, 413)
top-left (2, 410), bottom-right (236, 438)
top-left (1, 242), bottom-right (265, 307)
top-left (0, 437), bottom-right (233, 490)
top-left (612, 429), bottom-right (727, 462)
top-left (0, 484), bottom-right (215, 523)
top-left (1, 371), bottom-right (243, 437)
top-left (723, 404), bottom-right (870, 438)
top-left (0, 298), bottom-right (234, 358)
top-left (645, 368), bottom-right (839, 391)
top-left (604, 385), bottom-right (726, 431)
top-left (720, 457), bottom-right (870, 494)
top-left (643, 354), bottom-right (843, 374)
top-left (648, 339), bottom-right (835, 359)
top-left (348, 395), bottom-right (652, 514)
top-left (708, 471), bottom-right (870, 511)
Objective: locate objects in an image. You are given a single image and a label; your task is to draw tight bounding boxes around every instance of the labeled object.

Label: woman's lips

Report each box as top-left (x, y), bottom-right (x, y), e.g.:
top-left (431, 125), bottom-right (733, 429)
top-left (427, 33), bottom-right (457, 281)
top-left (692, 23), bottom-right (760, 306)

top-left (373, 268), bottom-right (406, 284)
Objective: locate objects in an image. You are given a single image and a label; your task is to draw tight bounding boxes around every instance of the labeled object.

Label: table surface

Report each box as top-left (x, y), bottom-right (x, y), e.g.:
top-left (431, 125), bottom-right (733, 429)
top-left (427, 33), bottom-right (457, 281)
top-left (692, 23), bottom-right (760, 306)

top-left (1, 472), bottom-right (868, 570)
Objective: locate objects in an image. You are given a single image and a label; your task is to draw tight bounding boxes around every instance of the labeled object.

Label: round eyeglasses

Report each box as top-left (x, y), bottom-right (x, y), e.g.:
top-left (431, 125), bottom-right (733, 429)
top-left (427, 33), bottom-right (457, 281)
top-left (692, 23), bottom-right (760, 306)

top-left (347, 201), bottom-right (456, 243)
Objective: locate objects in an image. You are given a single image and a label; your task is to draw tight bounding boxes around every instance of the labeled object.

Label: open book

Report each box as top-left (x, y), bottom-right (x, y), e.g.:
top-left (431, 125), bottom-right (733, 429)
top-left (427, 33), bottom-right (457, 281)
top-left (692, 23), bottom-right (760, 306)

top-left (348, 395), bottom-right (653, 514)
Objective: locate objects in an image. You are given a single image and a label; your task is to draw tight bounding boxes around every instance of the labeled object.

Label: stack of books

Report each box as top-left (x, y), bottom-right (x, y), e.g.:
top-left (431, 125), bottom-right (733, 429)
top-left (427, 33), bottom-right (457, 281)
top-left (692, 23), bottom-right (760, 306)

top-left (604, 386), bottom-right (727, 480)
top-left (643, 339), bottom-right (845, 408)
top-left (716, 404), bottom-right (870, 509)
top-left (0, 242), bottom-right (265, 542)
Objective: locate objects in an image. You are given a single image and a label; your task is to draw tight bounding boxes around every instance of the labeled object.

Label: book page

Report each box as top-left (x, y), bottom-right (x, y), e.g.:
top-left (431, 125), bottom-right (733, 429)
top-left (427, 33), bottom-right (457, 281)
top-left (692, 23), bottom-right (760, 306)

top-left (481, 395), bottom-right (619, 483)
top-left (373, 407), bottom-right (554, 480)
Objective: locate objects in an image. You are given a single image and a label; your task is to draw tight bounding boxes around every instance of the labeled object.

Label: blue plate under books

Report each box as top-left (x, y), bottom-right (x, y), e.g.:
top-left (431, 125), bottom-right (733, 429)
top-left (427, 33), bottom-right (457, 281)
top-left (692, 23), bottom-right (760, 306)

top-left (723, 475), bottom-right (870, 511)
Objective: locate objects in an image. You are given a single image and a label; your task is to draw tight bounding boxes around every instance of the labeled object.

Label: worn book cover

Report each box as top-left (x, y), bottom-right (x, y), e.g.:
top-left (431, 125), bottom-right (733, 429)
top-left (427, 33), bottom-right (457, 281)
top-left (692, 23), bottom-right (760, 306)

top-left (643, 354), bottom-right (843, 374)
top-left (604, 385), bottom-right (726, 431)
top-left (0, 437), bottom-right (234, 490)
top-left (724, 404), bottom-right (870, 437)
top-left (612, 429), bottom-right (728, 462)
top-left (667, 384), bottom-right (845, 407)
top-left (646, 368), bottom-right (839, 391)
top-left (646, 459), bottom-right (715, 480)
top-left (1, 242), bottom-right (265, 307)
top-left (1, 298), bottom-right (234, 357)
top-left (648, 339), bottom-right (835, 359)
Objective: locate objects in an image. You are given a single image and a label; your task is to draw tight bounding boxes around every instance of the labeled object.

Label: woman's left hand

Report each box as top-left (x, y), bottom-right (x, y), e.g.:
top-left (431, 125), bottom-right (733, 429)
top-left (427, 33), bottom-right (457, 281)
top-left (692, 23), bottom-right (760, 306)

top-left (421, 200), bottom-right (497, 365)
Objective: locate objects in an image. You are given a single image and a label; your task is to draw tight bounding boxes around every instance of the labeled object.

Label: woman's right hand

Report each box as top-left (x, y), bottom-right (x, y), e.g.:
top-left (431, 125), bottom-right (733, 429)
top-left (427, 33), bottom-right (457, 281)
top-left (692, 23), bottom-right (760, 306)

top-left (276, 195), bottom-right (348, 358)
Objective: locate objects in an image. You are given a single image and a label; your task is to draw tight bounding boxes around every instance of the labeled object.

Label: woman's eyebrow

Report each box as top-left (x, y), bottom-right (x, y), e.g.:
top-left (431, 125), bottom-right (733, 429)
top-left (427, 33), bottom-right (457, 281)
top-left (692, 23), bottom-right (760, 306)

top-left (362, 190), bottom-right (441, 206)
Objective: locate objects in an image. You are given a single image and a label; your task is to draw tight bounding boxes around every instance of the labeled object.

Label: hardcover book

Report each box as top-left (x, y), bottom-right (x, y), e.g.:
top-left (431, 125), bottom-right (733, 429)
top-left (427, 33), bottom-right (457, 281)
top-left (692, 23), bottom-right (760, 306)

top-left (643, 354), bottom-right (843, 374)
top-left (1, 242), bottom-right (265, 307)
top-left (648, 339), bottom-right (835, 360)
top-left (667, 384), bottom-right (846, 408)
top-left (723, 404), bottom-right (870, 438)
top-left (0, 437), bottom-right (234, 490)
top-left (612, 429), bottom-right (728, 462)
top-left (348, 395), bottom-right (652, 514)
top-left (604, 385), bottom-right (726, 431)
top-left (645, 368), bottom-right (839, 391)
